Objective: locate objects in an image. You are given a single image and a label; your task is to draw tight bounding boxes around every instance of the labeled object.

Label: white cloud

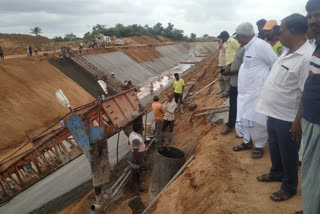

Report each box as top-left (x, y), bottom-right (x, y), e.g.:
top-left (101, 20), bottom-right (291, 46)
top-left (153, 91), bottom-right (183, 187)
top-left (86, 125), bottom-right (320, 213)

top-left (0, 0), bottom-right (309, 38)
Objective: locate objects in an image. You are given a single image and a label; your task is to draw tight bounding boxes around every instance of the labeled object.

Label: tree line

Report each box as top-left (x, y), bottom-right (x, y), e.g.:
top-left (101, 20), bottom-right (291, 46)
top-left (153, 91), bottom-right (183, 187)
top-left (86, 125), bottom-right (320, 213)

top-left (52, 23), bottom-right (197, 42)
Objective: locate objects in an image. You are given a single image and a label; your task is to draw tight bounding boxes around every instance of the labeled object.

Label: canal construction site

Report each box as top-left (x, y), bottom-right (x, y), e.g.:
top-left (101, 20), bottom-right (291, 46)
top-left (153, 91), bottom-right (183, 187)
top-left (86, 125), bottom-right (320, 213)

top-left (0, 36), bottom-right (303, 214)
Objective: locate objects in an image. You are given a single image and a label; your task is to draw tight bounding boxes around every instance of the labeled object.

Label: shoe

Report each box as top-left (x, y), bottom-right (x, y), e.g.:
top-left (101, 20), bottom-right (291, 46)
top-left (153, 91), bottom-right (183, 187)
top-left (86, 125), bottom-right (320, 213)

top-left (220, 126), bottom-right (233, 135)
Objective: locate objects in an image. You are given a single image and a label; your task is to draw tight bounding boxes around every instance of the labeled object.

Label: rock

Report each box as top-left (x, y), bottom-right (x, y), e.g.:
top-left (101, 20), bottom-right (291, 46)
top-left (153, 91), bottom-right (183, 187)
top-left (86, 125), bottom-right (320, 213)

top-left (188, 104), bottom-right (197, 111)
top-left (208, 111), bottom-right (229, 125)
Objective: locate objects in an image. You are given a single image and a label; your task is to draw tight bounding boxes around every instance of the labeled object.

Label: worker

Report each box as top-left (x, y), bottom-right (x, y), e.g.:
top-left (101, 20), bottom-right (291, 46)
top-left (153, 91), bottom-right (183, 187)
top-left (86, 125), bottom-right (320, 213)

top-left (152, 96), bottom-right (165, 143)
top-left (0, 46), bottom-right (4, 60)
top-left (220, 43), bottom-right (245, 135)
top-left (264, 20), bottom-right (283, 56)
top-left (256, 19), bottom-right (267, 40)
top-left (216, 35), bottom-right (227, 96)
top-left (162, 92), bottom-right (177, 144)
top-left (29, 45), bottom-right (32, 56)
top-left (256, 13), bottom-right (313, 202)
top-left (232, 22), bottom-right (277, 159)
top-left (173, 73), bottom-right (185, 113)
top-left (34, 46), bottom-right (38, 55)
top-left (128, 120), bottom-right (146, 194)
top-left (150, 82), bottom-right (154, 95)
top-left (53, 43), bottom-right (56, 52)
top-left (218, 31), bottom-right (239, 98)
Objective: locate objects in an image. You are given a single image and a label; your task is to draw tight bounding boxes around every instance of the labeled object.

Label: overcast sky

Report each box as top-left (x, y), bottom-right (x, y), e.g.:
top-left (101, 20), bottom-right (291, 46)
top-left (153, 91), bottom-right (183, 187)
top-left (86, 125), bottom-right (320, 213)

top-left (0, 0), bottom-right (308, 39)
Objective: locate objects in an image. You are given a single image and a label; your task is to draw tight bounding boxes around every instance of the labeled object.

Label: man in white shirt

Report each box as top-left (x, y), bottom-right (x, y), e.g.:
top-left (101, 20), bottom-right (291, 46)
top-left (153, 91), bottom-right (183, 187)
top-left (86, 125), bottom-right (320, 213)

top-left (162, 92), bottom-right (177, 144)
top-left (256, 14), bottom-right (314, 202)
top-left (232, 22), bottom-right (278, 159)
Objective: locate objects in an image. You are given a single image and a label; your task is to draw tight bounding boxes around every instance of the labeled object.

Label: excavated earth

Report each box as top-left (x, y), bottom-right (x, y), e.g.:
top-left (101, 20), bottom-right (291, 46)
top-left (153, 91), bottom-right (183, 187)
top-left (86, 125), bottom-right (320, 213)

top-left (58, 53), bottom-right (303, 214)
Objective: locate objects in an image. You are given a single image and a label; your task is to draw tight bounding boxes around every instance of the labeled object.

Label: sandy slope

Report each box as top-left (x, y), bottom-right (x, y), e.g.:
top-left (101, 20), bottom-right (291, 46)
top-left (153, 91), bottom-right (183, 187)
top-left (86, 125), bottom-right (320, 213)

top-left (0, 56), bottom-right (94, 155)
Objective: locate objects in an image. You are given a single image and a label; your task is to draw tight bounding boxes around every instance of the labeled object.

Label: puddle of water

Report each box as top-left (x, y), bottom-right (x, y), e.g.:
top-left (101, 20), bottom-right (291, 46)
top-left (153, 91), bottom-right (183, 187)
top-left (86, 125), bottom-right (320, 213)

top-left (137, 64), bottom-right (193, 99)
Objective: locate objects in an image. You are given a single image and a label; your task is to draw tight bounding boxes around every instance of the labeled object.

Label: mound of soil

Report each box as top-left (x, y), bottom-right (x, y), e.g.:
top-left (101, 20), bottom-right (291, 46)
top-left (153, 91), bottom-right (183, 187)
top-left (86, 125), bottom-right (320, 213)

top-left (122, 36), bottom-right (162, 45)
top-left (0, 33), bottom-right (55, 55)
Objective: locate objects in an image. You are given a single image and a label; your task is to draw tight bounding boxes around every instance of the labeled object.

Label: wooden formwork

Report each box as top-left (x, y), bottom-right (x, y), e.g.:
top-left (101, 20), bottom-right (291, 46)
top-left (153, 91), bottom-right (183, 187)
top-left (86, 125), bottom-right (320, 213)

top-left (0, 89), bottom-right (143, 204)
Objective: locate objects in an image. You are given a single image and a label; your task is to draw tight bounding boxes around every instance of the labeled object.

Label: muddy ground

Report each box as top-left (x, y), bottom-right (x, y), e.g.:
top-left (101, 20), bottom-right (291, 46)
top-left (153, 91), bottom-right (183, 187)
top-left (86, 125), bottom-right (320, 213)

top-left (58, 53), bottom-right (302, 214)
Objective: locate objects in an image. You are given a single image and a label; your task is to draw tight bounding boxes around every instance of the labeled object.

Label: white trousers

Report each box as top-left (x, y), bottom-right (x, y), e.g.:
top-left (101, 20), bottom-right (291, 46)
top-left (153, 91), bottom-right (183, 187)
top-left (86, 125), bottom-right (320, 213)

top-left (236, 119), bottom-right (268, 149)
top-left (298, 137), bottom-right (304, 161)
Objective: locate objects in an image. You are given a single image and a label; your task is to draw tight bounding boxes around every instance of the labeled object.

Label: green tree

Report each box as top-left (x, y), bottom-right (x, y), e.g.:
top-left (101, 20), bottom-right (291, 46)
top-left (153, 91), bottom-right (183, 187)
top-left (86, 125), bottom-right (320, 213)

top-left (92, 24), bottom-right (106, 35)
top-left (153, 23), bottom-right (163, 35)
top-left (203, 34), bottom-right (209, 39)
top-left (190, 33), bottom-right (197, 41)
top-left (30, 26), bottom-right (42, 36)
top-left (83, 32), bottom-right (92, 42)
top-left (63, 33), bottom-right (79, 41)
top-left (53, 36), bottom-right (64, 42)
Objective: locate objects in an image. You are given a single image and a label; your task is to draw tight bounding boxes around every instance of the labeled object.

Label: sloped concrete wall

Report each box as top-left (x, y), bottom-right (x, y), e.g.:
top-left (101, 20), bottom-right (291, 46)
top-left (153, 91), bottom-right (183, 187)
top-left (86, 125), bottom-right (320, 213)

top-left (83, 52), bottom-right (156, 86)
top-left (80, 43), bottom-right (218, 86)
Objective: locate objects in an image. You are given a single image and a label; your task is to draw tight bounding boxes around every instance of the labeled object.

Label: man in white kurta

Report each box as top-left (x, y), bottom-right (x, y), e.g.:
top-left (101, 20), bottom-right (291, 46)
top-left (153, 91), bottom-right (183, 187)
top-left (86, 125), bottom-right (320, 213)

top-left (233, 22), bottom-right (278, 159)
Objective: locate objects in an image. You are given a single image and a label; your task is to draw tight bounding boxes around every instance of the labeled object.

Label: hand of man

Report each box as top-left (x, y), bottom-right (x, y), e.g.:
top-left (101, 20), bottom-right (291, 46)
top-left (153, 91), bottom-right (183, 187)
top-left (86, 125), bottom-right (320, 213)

top-left (289, 119), bottom-right (302, 141)
top-left (221, 68), bottom-right (232, 76)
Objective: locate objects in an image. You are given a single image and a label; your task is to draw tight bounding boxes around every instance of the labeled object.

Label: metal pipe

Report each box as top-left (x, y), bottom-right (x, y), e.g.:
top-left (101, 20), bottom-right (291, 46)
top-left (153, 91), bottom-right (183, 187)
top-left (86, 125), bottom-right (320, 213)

top-left (195, 108), bottom-right (229, 117)
top-left (200, 106), bottom-right (229, 111)
top-left (144, 112), bottom-right (148, 139)
top-left (141, 155), bottom-right (195, 214)
top-left (98, 97), bottom-right (101, 126)
top-left (116, 131), bottom-right (120, 164)
top-left (184, 79), bottom-right (217, 102)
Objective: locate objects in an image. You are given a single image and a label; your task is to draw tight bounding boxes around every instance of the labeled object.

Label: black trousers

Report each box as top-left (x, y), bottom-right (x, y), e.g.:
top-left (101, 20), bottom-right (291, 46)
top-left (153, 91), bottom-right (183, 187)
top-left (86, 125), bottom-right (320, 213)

top-left (174, 93), bottom-right (182, 104)
top-left (162, 120), bottom-right (174, 132)
top-left (226, 86), bottom-right (238, 128)
top-left (267, 116), bottom-right (299, 194)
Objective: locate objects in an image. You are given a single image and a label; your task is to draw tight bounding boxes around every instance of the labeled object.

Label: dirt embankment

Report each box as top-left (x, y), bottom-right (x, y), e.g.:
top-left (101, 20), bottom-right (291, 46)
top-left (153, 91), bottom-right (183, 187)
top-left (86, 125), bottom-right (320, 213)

top-left (0, 33), bottom-right (81, 56)
top-left (0, 33), bottom-right (172, 56)
top-left (122, 36), bottom-right (162, 45)
top-left (0, 56), bottom-right (94, 156)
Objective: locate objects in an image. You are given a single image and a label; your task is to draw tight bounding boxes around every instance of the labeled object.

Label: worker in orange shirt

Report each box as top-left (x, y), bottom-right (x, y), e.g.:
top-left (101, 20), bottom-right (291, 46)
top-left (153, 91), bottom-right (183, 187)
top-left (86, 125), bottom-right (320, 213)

top-left (152, 96), bottom-right (165, 143)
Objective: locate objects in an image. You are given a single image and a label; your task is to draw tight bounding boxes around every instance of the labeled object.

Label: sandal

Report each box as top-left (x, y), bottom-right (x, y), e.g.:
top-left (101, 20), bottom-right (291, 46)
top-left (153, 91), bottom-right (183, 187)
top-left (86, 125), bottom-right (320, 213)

top-left (270, 189), bottom-right (296, 202)
top-left (232, 142), bottom-right (253, 152)
top-left (256, 174), bottom-right (282, 182)
top-left (251, 148), bottom-right (264, 159)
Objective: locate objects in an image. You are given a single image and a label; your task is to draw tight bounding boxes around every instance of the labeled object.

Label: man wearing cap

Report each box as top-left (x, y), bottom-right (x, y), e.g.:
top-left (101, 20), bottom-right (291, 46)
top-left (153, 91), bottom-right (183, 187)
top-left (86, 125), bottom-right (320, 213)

top-left (264, 20), bottom-right (284, 56)
top-left (218, 31), bottom-right (239, 98)
top-left (162, 92), bottom-right (177, 144)
top-left (152, 96), bottom-right (165, 143)
top-left (256, 19), bottom-right (267, 40)
top-left (256, 13), bottom-right (314, 202)
top-left (232, 22), bottom-right (277, 159)
top-left (128, 121), bottom-right (146, 193)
